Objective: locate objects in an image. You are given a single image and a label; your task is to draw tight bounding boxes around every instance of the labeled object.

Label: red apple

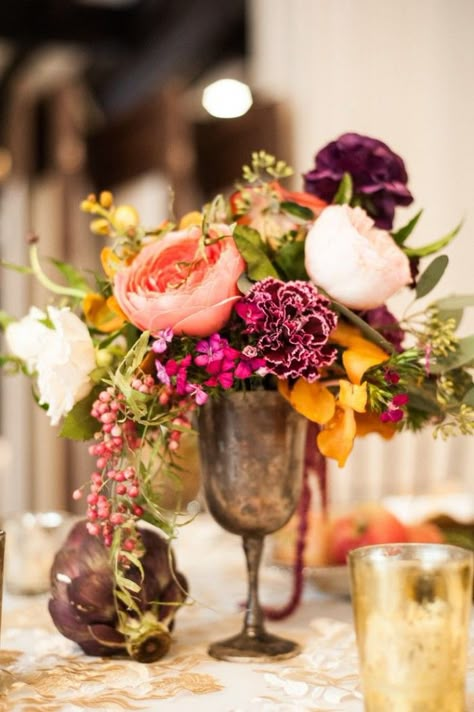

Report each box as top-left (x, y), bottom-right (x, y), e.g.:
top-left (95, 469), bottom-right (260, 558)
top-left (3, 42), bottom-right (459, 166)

top-left (406, 522), bottom-right (444, 543)
top-left (327, 503), bottom-right (409, 565)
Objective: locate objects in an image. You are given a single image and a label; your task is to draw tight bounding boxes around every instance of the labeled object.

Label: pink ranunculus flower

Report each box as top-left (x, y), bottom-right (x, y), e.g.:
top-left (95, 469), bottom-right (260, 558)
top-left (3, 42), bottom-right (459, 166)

top-left (113, 225), bottom-right (245, 337)
top-left (305, 205), bottom-right (411, 309)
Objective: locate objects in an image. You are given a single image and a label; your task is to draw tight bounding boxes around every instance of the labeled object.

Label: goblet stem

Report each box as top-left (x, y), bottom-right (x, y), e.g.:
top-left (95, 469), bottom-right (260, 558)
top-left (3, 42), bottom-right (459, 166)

top-left (242, 536), bottom-right (265, 638)
top-left (207, 532), bottom-right (301, 661)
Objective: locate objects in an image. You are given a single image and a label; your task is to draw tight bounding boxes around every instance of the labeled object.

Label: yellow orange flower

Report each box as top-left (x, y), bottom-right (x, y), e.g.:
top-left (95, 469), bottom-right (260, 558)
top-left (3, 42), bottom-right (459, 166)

top-left (317, 407), bottom-right (356, 467)
top-left (179, 211), bottom-right (202, 229)
top-left (83, 293), bottom-right (127, 333)
top-left (355, 412), bottom-right (396, 439)
top-left (278, 379), bottom-right (335, 424)
top-left (281, 323), bottom-right (390, 467)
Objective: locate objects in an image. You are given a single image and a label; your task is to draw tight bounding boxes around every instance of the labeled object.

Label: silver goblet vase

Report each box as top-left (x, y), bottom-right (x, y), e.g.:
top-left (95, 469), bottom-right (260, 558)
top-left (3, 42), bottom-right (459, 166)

top-left (198, 391), bottom-right (307, 661)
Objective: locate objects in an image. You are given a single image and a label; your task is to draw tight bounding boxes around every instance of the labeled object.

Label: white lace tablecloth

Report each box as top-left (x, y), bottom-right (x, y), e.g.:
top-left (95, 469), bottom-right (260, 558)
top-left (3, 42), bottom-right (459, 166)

top-left (1, 515), bottom-right (474, 711)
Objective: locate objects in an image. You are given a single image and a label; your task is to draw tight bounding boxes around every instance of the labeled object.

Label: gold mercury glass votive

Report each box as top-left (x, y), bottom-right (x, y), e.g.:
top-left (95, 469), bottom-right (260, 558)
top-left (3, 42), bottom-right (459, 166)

top-left (349, 543), bottom-right (474, 712)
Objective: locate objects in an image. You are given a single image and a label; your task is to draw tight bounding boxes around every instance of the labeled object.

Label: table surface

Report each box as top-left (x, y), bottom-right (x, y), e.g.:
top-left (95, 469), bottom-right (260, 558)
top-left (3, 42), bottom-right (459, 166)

top-left (2, 514), bottom-right (474, 712)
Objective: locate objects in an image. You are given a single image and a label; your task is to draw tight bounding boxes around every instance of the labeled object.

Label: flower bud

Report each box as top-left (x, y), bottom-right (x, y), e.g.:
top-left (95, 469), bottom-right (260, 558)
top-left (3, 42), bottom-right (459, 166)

top-left (90, 218), bottom-right (111, 236)
top-left (113, 205), bottom-right (140, 232)
top-left (99, 191), bottom-right (114, 209)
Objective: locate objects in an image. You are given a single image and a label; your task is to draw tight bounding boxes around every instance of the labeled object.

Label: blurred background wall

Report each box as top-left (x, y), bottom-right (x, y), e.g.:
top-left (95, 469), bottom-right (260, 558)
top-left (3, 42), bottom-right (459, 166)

top-left (0, 0), bottom-right (473, 515)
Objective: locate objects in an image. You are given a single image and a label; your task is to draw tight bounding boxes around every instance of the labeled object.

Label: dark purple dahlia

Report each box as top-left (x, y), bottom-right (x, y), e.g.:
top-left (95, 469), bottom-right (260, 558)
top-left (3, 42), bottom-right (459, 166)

top-left (49, 520), bottom-right (188, 662)
top-left (303, 132), bottom-right (413, 229)
top-left (235, 278), bottom-right (337, 382)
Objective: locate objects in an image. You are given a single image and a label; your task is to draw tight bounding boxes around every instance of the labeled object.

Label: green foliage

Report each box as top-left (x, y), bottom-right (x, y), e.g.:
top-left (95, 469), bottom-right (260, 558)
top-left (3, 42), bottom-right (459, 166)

top-left (415, 255), bottom-right (449, 299)
top-left (333, 172), bottom-right (353, 205)
top-left (430, 335), bottom-right (474, 374)
top-left (241, 151), bottom-right (293, 183)
top-left (280, 201), bottom-right (315, 222)
top-left (0, 310), bottom-right (14, 331)
top-left (434, 294), bottom-right (474, 311)
top-left (50, 258), bottom-right (92, 293)
top-left (59, 387), bottom-right (102, 441)
top-left (233, 225), bottom-right (280, 281)
top-left (0, 259), bottom-right (33, 275)
top-left (391, 209), bottom-right (423, 246)
top-left (404, 220), bottom-right (462, 258)
top-left (329, 297), bottom-right (396, 354)
top-left (275, 240), bottom-right (308, 281)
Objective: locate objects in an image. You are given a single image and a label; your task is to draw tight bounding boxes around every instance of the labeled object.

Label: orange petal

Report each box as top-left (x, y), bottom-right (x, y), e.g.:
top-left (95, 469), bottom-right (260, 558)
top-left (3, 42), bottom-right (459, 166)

top-left (278, 379), bottom-right (336, 424)
top-left (343, 343), bottom-right (388, 384)
top-left (83, 292), bottom-right (126, 333)
top-left (287, 379), bottom-right (337, 424)
top-left (317, 407), bottom-right (356, 468)
top-left (330, 322), bottom-right (364, 348)
top-left (100, 246), bottom-right (122, 278)
top-left (338, 380), bottom-right (367, 413)
top-left (355, 412), bottom-right (397, 439)
top-left (106, 295), bottom-right (128, 321)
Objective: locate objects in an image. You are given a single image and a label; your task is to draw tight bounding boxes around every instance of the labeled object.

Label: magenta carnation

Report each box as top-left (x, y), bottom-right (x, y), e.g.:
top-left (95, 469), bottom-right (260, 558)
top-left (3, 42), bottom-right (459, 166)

top-left (235, 278), bottom-right (338, 382)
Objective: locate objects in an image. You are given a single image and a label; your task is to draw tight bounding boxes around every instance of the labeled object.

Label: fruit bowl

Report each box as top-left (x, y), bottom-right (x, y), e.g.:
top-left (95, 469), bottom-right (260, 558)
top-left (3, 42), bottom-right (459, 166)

top-left (272, 493), bottom-right (474, 597)
top-left (302, 564), bottom-right (350, 597)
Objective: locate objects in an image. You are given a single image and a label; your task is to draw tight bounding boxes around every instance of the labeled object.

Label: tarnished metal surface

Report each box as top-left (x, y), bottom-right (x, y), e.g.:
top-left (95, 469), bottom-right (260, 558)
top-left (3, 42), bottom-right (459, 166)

top-left (198, 391), bottom-right (307, 660)
top-left (198, 391), bottom-right (307, 537)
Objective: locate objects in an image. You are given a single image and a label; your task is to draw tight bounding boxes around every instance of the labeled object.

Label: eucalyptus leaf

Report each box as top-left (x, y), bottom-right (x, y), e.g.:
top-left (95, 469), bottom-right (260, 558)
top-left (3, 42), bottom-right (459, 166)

top-left (415, 255), bottom-right (449, 299)
top-left (437, 308), bottom-right (464, 329)
top-left (59, 386), bottom-right (102, 441)
top-left (333, 173), bottom-right (353, 205)
top-left (391, 209), bottom-right (423, 246)
top-left (275, 241), bottom-right (308, 281)
top-left (237, 273), bottom-right (254, 294)
top-left (433, 294), bottom-right (474, 311)
top-left (405, 386), bottom-right (443, 415)
top-left (463, 387), bottom-right (474, 407)
top-left (430, 335), bottom-right (474, 374)
top-left (404, 220), bottom-right (462, 258)
top-left (280, 201), bottom-right (315, 222)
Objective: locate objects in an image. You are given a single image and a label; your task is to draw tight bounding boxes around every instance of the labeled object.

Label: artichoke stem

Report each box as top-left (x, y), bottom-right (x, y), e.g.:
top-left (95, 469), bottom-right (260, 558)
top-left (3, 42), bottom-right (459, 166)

top-left (127, 626), bottom-right (172, 663)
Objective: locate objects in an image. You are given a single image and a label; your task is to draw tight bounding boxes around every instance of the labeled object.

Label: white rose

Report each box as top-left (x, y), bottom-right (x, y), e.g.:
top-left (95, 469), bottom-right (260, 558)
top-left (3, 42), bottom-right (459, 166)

top-left (305, 205), bottom-right (411, 309)
top-left (6, 306), bottom-right (96, 426)
top-left (5, 306), bottom-right (49, 371)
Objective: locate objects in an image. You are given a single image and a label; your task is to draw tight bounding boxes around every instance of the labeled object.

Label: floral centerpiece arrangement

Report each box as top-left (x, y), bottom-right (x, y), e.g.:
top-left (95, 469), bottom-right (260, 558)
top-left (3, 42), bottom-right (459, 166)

top-left (1, 132), bottom-right (473, 660)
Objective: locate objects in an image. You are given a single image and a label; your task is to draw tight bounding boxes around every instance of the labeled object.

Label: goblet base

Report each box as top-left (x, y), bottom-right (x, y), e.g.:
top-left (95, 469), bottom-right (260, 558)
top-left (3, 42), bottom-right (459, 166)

top-left (208, 631), bottom-right (301, 662)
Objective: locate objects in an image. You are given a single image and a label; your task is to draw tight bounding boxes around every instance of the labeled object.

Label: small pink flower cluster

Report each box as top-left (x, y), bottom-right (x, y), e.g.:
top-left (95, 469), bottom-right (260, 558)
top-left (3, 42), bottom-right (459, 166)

top-left (153, 330), bottom-right (265, 403)
top-left (194, 333), bottom-right (266, 388)
top-left (74, 387), bottom-right (144, 547)
top-left (380, 393), bottom-right (409, 423)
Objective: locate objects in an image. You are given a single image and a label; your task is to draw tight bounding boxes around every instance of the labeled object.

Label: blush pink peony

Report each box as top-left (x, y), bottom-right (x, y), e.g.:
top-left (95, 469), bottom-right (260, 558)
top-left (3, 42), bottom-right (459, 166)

top-left (113, 225), bottom-right (245, 337)
top-left (305, 205), bottom-right (411, 309)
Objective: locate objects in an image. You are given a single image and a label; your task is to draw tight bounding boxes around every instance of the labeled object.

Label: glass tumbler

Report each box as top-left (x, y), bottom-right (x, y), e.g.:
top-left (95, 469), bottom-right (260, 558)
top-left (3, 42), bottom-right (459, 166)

top-left (349, 543), bottom-right (473, 712)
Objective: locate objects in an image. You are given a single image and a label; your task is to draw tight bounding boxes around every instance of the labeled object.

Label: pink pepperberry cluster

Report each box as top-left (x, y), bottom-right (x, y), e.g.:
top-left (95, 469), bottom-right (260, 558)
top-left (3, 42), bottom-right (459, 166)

top-left (74, 386), bottom-right (145, 547)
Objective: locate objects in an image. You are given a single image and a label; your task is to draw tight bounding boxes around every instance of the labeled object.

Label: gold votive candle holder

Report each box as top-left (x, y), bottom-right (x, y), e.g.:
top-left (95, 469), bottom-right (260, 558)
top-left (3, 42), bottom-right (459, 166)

top-left (349, 543), bottom-right (473, 712)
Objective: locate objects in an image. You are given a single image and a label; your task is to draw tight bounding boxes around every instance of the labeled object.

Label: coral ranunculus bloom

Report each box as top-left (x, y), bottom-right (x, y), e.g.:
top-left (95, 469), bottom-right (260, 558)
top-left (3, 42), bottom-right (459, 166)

top-left (113, 225), bottom-right (245, 337)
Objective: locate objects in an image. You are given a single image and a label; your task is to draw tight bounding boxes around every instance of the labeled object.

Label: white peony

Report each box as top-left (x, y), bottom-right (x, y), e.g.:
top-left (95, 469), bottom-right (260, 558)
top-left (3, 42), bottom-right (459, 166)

top-left (305, 205), bottom-right (411, 309)
top-left (5, 306), bottom-right (96, 426)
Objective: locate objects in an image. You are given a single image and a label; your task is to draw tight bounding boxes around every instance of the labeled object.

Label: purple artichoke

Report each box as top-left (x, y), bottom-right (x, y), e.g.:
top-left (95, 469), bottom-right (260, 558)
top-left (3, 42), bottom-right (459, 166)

top-left (303, 132), bottom-right (413, 229)
top-left (49, 520), bottom-right (188, 662)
